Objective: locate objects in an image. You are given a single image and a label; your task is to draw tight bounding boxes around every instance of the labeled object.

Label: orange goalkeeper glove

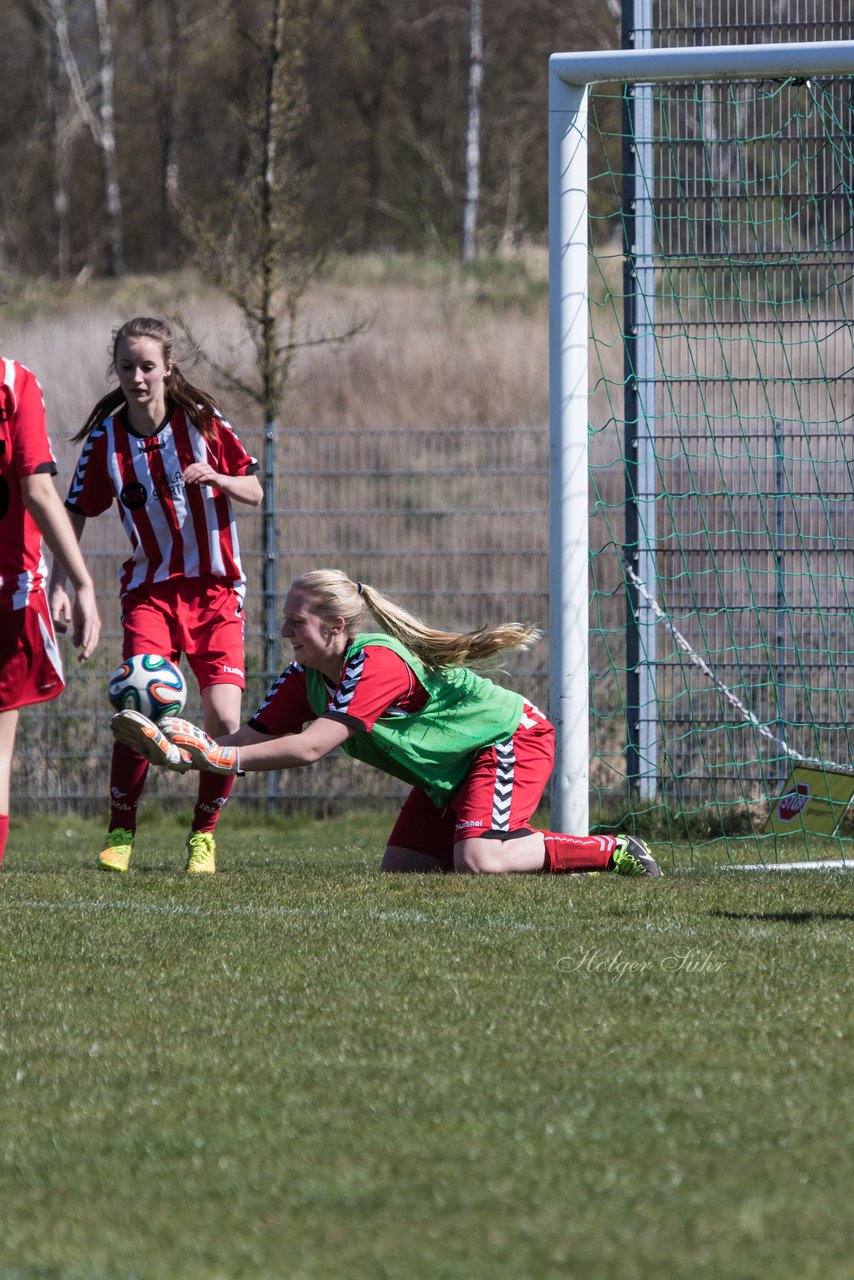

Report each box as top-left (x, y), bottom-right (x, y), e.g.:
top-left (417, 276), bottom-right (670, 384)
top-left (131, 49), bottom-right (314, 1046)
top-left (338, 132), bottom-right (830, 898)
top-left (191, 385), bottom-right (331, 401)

top-left (159, 717), bottom-right (242, 775)
top-left (111, 710), bottom-right (193, 772)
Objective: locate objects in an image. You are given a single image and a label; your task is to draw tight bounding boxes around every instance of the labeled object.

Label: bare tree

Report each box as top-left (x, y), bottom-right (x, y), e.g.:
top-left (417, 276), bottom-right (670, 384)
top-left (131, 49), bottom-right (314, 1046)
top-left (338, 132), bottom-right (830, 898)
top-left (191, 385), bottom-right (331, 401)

top-left (139, 0), bottom-right (185, 261)
top-left (461, 0), bottom-right (483, 260)
top-left (33, 0), bottom-right (124, 274)
top-left (177, 0), bottom-right (365, 675)
top-left (4, 0), bottom-right (627, 273)
top-left (137, 0), bottom-right (226, 265)
top-left (44, 14), bottom-right (75, 276)
top-left (30, 0), bottom-right (86, 274)
top-left (92, 0), bottom-right (123, 273)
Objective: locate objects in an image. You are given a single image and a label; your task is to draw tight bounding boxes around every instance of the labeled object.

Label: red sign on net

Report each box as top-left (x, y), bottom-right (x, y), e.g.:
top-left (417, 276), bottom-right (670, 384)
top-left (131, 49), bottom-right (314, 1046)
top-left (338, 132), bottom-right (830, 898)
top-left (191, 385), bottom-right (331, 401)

top-left (776, 783), bottom-right (810, 823)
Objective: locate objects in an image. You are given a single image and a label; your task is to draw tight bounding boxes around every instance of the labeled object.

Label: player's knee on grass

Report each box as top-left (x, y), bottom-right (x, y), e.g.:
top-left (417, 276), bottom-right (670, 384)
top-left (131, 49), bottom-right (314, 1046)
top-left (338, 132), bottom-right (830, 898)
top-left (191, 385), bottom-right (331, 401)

top-left (454, 837), bottom-right (511, 874)
top-left (454, 829), bottom-right (545, 874)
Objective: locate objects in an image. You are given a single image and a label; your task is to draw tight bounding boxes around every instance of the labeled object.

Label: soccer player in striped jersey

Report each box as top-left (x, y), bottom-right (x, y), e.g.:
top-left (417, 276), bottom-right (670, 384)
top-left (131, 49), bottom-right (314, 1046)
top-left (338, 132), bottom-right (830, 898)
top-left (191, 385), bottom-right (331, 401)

top-left (0, 354), bottom-right (100, 868)
top-left (113, 569), bottom-right (661, 878)
top-left (49, 316), bottom-right (262, 874)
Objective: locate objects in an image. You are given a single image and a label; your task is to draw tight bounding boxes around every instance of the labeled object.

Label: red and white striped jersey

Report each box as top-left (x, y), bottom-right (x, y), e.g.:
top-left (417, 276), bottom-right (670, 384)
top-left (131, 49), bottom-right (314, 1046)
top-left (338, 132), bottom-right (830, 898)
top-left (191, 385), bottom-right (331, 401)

top-left (0, 357), bottom-right (58, 610)
top-left (65, 406), bottom-right (259, 601)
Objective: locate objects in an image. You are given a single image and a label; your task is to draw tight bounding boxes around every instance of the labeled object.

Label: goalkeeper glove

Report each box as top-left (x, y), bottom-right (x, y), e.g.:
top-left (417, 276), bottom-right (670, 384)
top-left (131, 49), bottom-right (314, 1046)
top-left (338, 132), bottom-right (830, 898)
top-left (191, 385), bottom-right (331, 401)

top-left (111, 710), bottom-right (192, 772)
top-left (159, 717), bottom-right (242, 775)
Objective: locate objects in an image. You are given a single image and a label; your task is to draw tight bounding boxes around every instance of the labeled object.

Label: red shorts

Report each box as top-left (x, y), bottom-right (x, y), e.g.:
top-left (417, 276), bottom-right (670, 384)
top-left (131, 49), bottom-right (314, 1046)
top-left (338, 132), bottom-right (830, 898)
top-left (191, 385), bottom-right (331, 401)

top-left (0, 590), bottom-right (65, 711)
top-left (386, 704), bottom-right (555, 867)
top-left (121, 576), bottom-right (245, 691)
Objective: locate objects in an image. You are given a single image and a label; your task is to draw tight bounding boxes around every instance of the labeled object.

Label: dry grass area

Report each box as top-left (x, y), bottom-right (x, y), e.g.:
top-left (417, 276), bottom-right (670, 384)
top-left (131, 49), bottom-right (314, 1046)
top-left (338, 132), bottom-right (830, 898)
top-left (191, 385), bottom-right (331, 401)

top-left (2, 251), bottom-right (555, 452)
top-left (3, 251), bottom-right (573, 812)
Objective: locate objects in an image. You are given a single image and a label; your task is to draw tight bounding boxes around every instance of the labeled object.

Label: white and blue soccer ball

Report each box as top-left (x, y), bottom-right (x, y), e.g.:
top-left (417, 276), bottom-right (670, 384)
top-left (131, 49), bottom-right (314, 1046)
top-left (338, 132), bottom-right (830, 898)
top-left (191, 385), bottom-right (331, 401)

top-left (107, 654), bottom-right (187, 722)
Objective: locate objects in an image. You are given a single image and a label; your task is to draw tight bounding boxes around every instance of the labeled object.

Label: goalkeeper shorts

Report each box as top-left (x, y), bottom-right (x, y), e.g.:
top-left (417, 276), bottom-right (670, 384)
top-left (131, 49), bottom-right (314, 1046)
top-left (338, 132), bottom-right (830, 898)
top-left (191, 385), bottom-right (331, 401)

top-left (387, 703), bottom-right (555, 867)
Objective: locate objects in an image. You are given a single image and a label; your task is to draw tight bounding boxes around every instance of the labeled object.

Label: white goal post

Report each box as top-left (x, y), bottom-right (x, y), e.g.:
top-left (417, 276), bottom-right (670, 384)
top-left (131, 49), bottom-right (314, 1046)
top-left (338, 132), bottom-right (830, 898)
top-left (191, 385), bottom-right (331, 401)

top-left (547, 39), bottom-right (854, 834)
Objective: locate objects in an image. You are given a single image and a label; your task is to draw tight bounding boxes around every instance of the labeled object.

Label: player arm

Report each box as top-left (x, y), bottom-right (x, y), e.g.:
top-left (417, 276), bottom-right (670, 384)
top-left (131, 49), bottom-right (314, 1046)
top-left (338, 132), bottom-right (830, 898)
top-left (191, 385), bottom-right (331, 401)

top-left (46, 508), bottom-right (87, 613)
top-left (235, 715), bottom-right (352, 770)
top-left (114, 712), bottom-right (352, 776)
top-left (218, 471), bottom-right (263, 506)
top-left (21, 476), bottom-right (100, 660)
top-left (182, 464), bottom-right (263, 506)
top-left (130, 713), bottom-right (352, 776)
top-left (23, 475), bottom-right (90, 593)
top-left (225, 715), bottom-right (352, 771)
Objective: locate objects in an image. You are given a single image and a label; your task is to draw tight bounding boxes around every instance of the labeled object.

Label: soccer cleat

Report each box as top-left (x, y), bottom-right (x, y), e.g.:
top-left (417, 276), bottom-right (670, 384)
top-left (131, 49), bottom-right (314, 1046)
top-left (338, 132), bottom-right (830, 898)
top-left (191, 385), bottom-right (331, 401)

top-left (612, 834), bottom-right (662, 879)
top-left (98, 827), bottom-right (134, 873)
top-left (185, 831), bottom-right (216, 875)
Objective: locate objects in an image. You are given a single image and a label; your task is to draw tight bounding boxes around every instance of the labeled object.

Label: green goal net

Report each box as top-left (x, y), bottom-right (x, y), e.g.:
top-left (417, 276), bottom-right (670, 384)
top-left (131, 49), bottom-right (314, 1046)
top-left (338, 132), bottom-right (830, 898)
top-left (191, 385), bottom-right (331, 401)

top-left (584, 67), bottom-right (854, 860)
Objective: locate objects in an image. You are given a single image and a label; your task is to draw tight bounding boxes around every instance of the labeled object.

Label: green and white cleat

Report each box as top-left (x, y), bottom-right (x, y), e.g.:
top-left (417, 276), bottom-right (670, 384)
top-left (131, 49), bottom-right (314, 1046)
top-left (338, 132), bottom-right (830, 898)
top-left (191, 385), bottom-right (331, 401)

top-left (612, 834), bottom-right (662, 879)
top-left (98, 827), bottom-right (134, 873)
top-left (185, 831), bottom-right (216, 875)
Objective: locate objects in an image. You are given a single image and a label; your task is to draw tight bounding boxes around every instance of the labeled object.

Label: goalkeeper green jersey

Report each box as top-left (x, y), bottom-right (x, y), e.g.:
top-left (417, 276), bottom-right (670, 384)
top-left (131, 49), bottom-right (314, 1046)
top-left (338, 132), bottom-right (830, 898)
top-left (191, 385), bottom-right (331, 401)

top-left (304, 633), bottom-right (524, 806)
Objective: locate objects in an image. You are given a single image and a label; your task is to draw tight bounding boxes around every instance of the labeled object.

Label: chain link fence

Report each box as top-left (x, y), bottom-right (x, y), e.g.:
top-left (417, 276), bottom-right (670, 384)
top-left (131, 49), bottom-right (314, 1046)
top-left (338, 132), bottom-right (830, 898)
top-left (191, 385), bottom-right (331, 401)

top-left (15, 426), bottom-right (549, 818)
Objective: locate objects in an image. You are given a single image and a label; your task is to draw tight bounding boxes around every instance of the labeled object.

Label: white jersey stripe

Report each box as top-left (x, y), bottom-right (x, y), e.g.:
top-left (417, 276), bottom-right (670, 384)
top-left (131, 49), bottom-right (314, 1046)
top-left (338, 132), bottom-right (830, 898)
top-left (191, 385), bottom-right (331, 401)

top-left (126, 431), bottom-right (177, 585)
top-left (2, 357), bottom-right (14, 402)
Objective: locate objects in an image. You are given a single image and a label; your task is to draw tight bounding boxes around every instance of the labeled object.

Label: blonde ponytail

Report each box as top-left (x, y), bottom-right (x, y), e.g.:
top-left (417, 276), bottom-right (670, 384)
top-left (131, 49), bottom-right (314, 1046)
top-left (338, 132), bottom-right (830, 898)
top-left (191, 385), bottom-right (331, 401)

top-left (292, 570), bottom-right (541, 670)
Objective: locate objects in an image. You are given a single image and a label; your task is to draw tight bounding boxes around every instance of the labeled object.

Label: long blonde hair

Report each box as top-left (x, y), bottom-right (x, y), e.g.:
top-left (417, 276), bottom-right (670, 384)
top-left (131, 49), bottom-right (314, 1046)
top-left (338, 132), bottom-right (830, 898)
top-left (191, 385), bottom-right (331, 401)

top-left (291, 569), bottom-right (542, 670)
top-left (73, 315), bottom-right (222, 443)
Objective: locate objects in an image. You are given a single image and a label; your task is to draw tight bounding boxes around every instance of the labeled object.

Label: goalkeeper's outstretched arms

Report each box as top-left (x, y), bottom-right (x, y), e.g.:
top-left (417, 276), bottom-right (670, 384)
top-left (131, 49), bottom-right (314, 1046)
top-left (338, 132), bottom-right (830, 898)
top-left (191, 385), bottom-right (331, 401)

top-left (111, 710), bottom-right (352, 775)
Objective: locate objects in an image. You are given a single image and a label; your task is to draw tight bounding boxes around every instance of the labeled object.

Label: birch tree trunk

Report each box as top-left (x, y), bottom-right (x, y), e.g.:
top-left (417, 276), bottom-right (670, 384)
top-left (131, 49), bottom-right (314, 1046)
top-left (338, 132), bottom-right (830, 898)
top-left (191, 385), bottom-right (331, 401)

top-left (161, 3), bottom-right (181, 223)
top-left (93, 0), bottom-right (124, 275)
top-left (461, 0), bottom-right (483, 261)
top-left (140, 0), bottom-right (183, 262)
top-left (46, 20), bottom-right (70, 278)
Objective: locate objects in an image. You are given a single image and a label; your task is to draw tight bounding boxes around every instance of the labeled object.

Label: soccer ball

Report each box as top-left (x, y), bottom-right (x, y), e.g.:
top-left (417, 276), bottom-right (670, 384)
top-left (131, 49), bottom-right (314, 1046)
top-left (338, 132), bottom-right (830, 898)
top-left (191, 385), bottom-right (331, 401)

top-left (107, 654), bottom-right (187, 722)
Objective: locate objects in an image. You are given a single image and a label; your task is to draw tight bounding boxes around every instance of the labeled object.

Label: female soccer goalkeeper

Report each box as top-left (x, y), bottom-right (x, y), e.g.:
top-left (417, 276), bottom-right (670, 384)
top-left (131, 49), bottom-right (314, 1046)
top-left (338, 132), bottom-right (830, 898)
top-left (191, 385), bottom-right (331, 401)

top-left (113, 569), bottom-right (660, 877)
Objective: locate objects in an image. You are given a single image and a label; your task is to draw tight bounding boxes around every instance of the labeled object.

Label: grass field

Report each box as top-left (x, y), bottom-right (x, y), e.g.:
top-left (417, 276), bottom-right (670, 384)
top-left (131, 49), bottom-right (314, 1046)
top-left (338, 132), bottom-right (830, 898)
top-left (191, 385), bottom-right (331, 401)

top-left (1, 812), bottom-right (851, 1279)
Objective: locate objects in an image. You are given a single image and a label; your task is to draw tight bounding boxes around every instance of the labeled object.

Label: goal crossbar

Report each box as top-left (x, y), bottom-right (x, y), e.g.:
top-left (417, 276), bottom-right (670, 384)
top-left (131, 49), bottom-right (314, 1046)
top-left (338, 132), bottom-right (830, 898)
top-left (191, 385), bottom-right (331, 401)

top-left (547, 39), bottom-right (854, 833)
top-left (551, 40), bottom-right (854, 87)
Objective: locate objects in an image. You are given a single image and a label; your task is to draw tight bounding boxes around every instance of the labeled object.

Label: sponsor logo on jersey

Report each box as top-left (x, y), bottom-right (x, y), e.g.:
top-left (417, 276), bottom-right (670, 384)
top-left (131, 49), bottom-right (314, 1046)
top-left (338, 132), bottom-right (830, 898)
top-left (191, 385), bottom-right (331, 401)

top-left (120, 480), bottom-right (148, 510)
top-left (152, 467), bottom-right (185, 504)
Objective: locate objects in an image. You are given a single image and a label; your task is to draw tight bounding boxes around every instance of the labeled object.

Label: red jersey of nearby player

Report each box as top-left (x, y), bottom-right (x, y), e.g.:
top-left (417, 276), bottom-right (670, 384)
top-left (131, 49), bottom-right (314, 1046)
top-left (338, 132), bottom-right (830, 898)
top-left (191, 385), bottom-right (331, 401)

top-left (249, 645), bottom-right (429, 736)
top-left (65, 405), bottom-right (259, 602)
top-left (0, 357), bottom-right (58, 609)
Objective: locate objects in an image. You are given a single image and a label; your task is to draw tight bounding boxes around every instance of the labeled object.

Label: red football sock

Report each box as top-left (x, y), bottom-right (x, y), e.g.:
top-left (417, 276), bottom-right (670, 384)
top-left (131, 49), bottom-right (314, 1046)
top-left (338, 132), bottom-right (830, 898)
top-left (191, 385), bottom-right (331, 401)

top-left (541, 831), bottom-right (617, 873)
top-left (192, 772), bottom-right (235, 835)
top-left (108, 742), bottom-right (149, 833)
top-left (0, 814), bottom-right (9, 867)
